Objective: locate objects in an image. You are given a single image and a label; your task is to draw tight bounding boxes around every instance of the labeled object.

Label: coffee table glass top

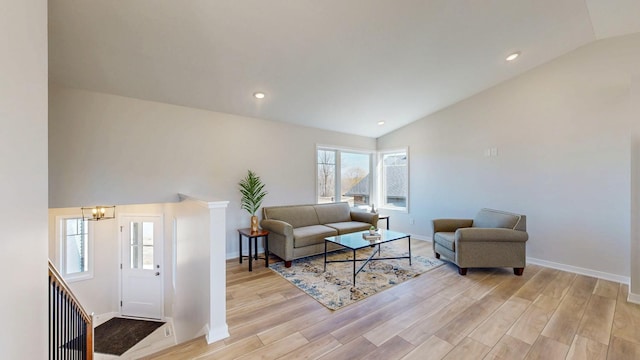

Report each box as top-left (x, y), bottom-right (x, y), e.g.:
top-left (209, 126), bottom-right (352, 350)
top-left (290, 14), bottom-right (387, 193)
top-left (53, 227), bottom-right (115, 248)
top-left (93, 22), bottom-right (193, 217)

top-left (324, 229), bottom-right (409, 250)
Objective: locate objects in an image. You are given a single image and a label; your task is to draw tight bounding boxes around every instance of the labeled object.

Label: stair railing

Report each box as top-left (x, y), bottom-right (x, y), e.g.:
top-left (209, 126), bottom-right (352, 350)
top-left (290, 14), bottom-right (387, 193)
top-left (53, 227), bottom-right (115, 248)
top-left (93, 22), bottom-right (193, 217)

top-left (48, 260), bottom-right (93, 360)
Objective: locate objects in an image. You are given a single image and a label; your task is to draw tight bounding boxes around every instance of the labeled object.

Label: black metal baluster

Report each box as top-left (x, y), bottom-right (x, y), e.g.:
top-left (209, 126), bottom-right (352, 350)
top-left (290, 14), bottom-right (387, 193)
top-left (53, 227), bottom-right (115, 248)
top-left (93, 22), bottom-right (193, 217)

top-left (49, 277), bottom-right (52, 360)
top-left (55, 284), bottom-right (60, 360)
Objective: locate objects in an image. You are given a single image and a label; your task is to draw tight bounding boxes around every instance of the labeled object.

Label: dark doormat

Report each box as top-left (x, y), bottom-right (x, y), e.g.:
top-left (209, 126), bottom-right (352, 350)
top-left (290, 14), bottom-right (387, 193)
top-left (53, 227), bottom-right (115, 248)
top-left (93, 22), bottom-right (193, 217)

top-left (94, 317), bottom-right (164, 356)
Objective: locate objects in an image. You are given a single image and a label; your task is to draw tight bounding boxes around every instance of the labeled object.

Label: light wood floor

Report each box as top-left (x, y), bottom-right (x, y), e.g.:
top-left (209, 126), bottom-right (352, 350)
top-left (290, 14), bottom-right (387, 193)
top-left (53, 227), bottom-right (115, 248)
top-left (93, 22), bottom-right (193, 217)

top-left (145, 240), bottom-right (640, 359)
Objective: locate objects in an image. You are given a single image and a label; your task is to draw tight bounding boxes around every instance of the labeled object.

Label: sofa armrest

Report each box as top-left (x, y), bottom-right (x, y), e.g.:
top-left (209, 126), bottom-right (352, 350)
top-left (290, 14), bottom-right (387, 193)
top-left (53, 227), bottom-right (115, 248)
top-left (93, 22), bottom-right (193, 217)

top-left (432, 219), bottom-right (473, 234)
top-left (455, 228), bottom-right (529, 243)
top-left (350, 211), bottom-right (379, 226)
top-left (260, 219), bottom-right (293, 237)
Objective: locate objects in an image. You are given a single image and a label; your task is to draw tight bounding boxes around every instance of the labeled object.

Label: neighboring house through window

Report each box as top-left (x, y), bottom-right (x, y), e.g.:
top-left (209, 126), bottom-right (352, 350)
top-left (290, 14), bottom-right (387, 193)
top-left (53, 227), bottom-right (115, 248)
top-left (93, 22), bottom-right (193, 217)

top-left (379, 149), bottom-right (409, 211)
top-left (317, 146), bottom-right (373, 208)
top-left (57, 216), bottom-right (93, 281)
top-left (316, 146), bottom-right (409, 212)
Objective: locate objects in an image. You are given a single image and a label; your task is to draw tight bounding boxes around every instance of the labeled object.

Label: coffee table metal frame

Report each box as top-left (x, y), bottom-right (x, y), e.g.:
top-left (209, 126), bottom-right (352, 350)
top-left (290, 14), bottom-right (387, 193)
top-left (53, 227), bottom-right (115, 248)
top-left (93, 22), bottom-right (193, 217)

top-left (323, 229), bottom-right (411, 286)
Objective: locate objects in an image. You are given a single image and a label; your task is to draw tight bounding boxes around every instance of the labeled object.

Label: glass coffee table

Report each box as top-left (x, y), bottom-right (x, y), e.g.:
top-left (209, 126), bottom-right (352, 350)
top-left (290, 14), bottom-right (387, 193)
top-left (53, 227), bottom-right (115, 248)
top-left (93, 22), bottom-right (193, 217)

top-left (324, 229), bottom-right (411, 286)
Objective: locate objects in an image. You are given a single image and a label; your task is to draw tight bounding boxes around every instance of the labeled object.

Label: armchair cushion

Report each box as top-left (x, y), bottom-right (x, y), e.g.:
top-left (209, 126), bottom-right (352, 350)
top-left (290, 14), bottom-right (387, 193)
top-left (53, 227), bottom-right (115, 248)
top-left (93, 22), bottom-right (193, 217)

top-left (433, 232), bottom-right (456, 251)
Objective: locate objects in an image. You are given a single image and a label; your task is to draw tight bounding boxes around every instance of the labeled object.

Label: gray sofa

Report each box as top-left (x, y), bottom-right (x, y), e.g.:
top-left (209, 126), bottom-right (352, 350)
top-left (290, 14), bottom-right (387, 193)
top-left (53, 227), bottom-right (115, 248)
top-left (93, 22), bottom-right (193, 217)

top-left (261, 202), bottom-right (379, 267)
top-left (432, 208), bottom-right (528, 275)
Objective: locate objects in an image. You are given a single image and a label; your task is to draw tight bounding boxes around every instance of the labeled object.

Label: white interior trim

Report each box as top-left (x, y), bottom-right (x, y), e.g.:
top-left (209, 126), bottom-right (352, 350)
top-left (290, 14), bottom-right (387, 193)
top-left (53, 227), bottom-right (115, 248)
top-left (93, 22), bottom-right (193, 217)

top-left (178, 193), bottom-right (229, 209)
top-left (628, 291), bottom-right (640, 304)
top-left (92, 311), bottom-right (120, 327)
top-left (527, 257), bottom-right (630, 285)
top-left (206, 323), bottom-right (230, 344)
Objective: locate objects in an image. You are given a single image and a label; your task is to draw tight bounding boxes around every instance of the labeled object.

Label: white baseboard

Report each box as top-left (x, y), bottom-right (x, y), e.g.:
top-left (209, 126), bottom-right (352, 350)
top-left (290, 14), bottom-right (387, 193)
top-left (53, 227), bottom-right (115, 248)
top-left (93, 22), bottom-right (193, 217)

top-left (628, 291), bottom-right (640, 304)
top-left (92, 311), bottom-right (120, 327)
top-left (206, 323), bottom-right (229, 344)
top-left (527, 257), bottom-right (630, 285)
top-left (410, 234), bottom-right (432, 242)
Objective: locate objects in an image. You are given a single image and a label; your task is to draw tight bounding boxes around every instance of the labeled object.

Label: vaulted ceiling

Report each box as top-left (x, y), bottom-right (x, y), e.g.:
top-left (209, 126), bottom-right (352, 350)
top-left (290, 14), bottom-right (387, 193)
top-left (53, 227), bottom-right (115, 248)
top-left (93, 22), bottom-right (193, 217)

top-left (48, 1), bottom-right (640, 138)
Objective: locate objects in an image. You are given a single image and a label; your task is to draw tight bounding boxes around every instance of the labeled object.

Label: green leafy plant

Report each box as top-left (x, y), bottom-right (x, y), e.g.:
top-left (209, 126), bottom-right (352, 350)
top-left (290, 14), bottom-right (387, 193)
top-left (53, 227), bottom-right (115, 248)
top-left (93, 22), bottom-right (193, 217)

top-left (238, 170), bottom-right (268, 216)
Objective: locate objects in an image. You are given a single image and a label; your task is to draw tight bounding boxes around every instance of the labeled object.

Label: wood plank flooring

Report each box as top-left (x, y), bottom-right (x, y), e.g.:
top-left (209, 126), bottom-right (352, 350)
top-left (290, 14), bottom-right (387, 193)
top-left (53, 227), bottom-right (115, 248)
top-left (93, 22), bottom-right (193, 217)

top-left (144, 240), bottom-right (640, 359)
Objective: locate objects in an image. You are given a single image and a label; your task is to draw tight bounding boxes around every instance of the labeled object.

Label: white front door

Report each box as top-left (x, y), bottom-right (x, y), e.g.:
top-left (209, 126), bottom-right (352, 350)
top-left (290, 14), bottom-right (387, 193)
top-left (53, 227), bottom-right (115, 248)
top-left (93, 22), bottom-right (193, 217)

top-left (120, 215), bottom-right (164, 319)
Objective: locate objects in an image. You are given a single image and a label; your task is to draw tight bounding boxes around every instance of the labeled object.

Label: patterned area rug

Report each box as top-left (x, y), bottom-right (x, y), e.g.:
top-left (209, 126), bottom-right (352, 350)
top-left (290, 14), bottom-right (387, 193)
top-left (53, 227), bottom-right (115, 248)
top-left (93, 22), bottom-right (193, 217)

top-left (270, 247), bottom-right (444, 310)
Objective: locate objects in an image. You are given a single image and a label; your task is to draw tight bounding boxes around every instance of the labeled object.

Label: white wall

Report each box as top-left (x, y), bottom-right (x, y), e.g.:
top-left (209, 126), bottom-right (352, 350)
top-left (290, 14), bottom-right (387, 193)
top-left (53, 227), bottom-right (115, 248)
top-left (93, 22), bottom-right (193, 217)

top-left (48, 87), bottom-right (376, 259)
top-left (0, 0), bottom-right (48, 358)
top-left (378, 33), bottom-right (640, 279)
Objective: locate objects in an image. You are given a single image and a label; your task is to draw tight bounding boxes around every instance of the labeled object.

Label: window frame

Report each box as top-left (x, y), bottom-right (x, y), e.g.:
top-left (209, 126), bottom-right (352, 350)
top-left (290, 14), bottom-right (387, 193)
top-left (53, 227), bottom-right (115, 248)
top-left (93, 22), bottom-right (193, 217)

top-left (316, 145), bottom-right (375, 209)
top-left (56, 215), bottom-right (94, 282)
top-left (377, 148), bottom-right (410, 213)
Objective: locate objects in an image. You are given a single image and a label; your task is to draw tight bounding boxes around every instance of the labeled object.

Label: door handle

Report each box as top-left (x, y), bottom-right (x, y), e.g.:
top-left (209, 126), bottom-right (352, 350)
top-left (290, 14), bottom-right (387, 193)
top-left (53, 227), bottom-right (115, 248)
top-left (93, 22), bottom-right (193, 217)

top-left (155, 272), bottom-right (160, 276)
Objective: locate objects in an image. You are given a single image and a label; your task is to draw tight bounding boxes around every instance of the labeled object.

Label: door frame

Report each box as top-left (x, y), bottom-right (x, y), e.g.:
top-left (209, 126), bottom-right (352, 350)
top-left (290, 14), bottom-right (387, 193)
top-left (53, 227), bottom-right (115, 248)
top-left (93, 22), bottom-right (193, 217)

top-left (118, 213), bottom-right (165, 320)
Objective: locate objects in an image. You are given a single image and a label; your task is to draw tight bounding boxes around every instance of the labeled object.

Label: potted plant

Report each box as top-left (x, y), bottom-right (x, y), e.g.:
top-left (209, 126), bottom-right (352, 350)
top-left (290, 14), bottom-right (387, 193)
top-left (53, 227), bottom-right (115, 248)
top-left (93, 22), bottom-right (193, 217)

top-left (238, 170), bottom-right (268, 233)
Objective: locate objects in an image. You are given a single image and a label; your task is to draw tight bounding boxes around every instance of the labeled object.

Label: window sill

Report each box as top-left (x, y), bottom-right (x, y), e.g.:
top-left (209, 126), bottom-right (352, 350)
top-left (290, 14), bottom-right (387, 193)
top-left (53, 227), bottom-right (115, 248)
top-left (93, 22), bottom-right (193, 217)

top-left (378, 206), bottom-right (409, 213)
top-left (64, 273), bottom-right (94, 283)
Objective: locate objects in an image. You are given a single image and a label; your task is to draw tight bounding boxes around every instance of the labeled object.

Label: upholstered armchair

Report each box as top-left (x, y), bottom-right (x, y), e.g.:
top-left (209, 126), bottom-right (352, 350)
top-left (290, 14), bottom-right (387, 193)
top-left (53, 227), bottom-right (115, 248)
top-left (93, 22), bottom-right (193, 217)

top-left (432, 208), bottom-right (528, 275)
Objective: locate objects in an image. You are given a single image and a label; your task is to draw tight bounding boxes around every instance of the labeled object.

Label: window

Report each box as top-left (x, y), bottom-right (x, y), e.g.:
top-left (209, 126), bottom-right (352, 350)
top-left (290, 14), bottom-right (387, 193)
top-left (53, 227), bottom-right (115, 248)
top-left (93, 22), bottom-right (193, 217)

top-left (379, 149), bottom-right (409, 211)
top-left (129, 221), bottom-right (155, 270)
top-left (317, 147), bottom-right (373, 208)
top-left (57, 216), bottom-right (93, 281)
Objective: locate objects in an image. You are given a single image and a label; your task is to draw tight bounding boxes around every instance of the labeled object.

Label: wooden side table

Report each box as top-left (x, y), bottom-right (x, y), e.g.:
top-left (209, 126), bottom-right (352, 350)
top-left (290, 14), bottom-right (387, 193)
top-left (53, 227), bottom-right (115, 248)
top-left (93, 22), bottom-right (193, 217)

top-left (378, 215), bottom-right (390, 230)
top-left (238, 228), bottom-right (269, 271)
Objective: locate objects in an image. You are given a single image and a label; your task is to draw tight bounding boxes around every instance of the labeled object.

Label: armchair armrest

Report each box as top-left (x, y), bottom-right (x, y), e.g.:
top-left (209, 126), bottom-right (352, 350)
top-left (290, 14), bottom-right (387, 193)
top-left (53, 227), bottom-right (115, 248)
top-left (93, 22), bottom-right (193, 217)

top-left (432, 219), bottom-right (473, 233)
top-left (260, 219), bottom-right (293, 237)
top-left (350, 211), bottom-right (379, 226)
top-left (455, 228), bottom-right (529, 242)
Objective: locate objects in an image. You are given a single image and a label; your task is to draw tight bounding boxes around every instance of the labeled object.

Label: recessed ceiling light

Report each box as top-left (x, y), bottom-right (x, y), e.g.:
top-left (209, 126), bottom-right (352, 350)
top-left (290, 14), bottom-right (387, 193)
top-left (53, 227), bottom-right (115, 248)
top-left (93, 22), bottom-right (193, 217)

top-left (506, 52), bottom-right (521, 61)
top-left (378, 121), bottom-right (385, 126)
top-left (253, 92), bottom-right (265, 99)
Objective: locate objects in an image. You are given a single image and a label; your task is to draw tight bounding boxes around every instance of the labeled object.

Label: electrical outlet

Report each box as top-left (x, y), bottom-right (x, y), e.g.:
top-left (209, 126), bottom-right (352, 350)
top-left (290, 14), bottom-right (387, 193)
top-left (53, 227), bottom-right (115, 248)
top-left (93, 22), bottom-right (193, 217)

top-left (409, 218), bottom-right (415, 225)
top-left (165, 327), bottom-right (171, 337)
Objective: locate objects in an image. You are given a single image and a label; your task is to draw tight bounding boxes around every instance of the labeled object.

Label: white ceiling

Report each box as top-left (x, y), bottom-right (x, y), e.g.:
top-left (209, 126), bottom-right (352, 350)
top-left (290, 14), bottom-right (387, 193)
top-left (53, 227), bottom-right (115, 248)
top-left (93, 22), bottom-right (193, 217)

top-left (48, 1), bottom-right (640, 138)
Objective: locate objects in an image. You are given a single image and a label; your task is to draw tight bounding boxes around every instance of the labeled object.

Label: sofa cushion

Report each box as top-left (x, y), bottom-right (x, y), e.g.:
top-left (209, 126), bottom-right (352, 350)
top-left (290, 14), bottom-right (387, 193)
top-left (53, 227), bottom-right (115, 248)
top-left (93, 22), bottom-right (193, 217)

top-left (263, 205), bottom-right (320, 228)
top-left (325, 221), bottom-right (371, 235)
top-left (472, 209), bottom-right (519, 229)
top-left (434, 232), bottom-right (456, 252)
top-left (314, 202), bottom-right (352, 224)
top-left (293, 225), bottom-right (338, 248)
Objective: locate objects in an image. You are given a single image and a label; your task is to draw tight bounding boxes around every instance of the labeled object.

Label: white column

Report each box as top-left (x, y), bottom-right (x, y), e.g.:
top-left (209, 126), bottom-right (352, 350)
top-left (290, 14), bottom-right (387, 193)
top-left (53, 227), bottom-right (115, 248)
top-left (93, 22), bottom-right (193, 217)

top-left (0, 0), bottom-right (48, 358)
top-left (206, 200), bottom-right (230, 343)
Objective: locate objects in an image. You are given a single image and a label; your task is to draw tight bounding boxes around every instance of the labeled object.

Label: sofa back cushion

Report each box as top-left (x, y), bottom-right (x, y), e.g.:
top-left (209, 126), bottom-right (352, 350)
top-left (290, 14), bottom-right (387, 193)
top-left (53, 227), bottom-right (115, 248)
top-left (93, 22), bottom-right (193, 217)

top-left (314, 202), bottom-right (351, 224)
top-left (473, 208), bottom-right (524, 230)
top-left (263, 205), bottom-right (320, 228)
